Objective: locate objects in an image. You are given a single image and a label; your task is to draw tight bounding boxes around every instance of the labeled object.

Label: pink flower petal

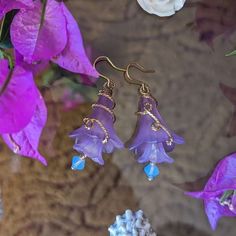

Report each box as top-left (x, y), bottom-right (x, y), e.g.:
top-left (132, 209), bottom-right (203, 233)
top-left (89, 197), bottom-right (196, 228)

top-left (15, 50), bottom-right (49, 76)
top-left (0, 0), bottom-right (33, 20)
top-left (2, 91), bottom-right (47, 166)
top-left (0, 59), bottom-right (38, 133)
top-left (10, 0), bottom-right (67, 62)
top-left (52, 4), bottom-right (98, 78)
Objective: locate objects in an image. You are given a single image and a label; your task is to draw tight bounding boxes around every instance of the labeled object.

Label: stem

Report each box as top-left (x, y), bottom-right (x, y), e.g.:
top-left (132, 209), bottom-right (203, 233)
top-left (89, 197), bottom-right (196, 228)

top-left (0, 51), bottom-right (14, 96)
top-left (0, 16), bottom-right (5, 40)
top-left (0, 68), bottom-right (13, 96)
top-left (40, 0), bottom-right (48, 29)
top-left (220, 190), bottom-right (234, 203)
top-left (2, 51), bottom-right (14, 69)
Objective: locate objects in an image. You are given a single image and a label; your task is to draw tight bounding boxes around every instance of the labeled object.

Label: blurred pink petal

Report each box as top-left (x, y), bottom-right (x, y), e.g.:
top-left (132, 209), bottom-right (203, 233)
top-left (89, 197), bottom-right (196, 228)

top-left (0, 59), bottom-right (38, 133)
top-left (10, 0), bottom-right (67, 62)
top-left (52, 4), bottom-right (99, 78)
top-left (2, 91), bottom-right (47, 166)
top-left (195, 0), bottom-right (236, 45)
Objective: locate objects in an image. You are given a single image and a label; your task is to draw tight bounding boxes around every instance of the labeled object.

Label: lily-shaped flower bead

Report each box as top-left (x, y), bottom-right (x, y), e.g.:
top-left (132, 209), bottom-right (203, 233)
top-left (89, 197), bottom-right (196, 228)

top-left (70, 88), bottom-right (123, 170)
top-left (186, 152), bottom-right (236, 230)
top-left (128, 95), bottom-right (184, 180)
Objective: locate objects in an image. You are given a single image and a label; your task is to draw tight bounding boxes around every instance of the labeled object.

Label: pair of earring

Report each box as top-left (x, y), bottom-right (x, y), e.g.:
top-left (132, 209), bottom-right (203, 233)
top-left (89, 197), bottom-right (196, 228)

top-left (69, 56), bottom-right (184, 181)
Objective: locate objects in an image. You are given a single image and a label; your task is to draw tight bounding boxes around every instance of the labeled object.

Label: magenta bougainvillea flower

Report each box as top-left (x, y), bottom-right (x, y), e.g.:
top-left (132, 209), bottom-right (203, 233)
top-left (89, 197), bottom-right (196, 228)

top-left (70, 90), bottom-right (123, 170)
top-left (128, 95), bottom-right (184, 180)
top-left (2, 90), bottom-right (48, 166)
top-left (0, 0), bottom-right (98, 165)
top-left (0, 0), bottom-right (33, 20)
top-left (10, 0), bottom-right (98, 77)
top-left (0, 59), bottom-right (38, 133)
top-left (14, 50), bottom-right (49, 76)
top-left (0, 59), bottom-right (47, 165)
top-left (186, 153), bottom-right (236, 230)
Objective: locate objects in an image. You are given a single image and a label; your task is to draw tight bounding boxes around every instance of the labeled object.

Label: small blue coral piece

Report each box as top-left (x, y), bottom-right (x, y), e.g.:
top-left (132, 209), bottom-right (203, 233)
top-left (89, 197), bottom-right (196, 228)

top-left (71, 156), bottom-right (85, 171)
top-left (144, 162), bottom-right (159, 181)
top-left (108, 210), bottom-right (156, 236)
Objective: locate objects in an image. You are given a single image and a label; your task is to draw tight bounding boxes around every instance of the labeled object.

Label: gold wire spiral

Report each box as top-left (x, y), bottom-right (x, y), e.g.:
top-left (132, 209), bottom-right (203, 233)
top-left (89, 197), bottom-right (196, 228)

top-left (83, 118), bottom-right (109, 144)
top-left (137, 102), bottom-right (173, 145)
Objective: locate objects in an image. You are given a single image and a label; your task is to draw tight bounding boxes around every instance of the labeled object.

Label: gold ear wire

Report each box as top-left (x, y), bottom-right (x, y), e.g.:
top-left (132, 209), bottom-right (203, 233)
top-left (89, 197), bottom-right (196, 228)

top-left (93, 56), bottom-right (126, 88)
top-left (124, 63), bottom-right (155, 95)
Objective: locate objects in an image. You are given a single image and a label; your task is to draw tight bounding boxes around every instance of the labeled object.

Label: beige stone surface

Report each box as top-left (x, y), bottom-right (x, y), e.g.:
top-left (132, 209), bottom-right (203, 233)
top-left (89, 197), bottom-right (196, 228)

top-left (1, 0), bottom-right (236, 235)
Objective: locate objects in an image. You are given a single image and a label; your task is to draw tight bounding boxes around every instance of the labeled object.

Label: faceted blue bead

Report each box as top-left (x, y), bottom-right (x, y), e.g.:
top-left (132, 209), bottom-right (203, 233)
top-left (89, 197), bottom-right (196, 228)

top-left (71, 156), bottom-right (85, 171)
top-left (144, 163), bottom-right (159, 181)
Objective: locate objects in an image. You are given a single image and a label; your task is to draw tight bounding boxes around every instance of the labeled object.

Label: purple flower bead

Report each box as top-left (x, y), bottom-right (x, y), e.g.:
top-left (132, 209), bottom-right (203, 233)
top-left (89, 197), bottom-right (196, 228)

top-left (186, 152), bottom-right (236, 230)
top-left (128, 95), bottom-right (184, 179)
top-left (70, 89), bottom-right (123, 166)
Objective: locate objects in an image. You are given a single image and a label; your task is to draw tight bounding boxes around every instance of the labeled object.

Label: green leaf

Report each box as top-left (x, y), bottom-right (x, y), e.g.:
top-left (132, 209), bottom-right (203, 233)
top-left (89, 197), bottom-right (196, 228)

top-left (220, 190), bottom-right (234, 204)
top-left (226, 50), bottom-right (236, 57)
top-left (0, 50), bottom-right (3, 59)
top-left (0, 10), bottom-right (17, 49)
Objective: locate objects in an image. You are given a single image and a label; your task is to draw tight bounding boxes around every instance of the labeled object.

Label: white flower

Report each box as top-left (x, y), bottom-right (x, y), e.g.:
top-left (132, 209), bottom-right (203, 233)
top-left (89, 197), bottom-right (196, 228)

top-left (137, 0), bottom-right (186, 17)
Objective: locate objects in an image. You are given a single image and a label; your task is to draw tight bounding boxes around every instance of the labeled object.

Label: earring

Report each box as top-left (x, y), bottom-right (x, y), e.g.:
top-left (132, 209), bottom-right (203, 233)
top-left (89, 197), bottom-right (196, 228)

top-left (124, 63), bottom-right (184, 181)
top-left (69, 56), bottom-right (125, 171)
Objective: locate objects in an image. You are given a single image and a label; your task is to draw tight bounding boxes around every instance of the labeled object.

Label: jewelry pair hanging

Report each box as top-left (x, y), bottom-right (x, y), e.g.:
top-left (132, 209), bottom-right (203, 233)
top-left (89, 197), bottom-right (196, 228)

top-left (70, 56), bottom-right (184, 181)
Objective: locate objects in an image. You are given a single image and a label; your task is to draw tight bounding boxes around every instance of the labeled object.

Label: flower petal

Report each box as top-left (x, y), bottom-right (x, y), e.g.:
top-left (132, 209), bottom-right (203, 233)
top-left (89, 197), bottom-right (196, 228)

top-left (2, 90), bottom-right (47, 166)
top-left (10, 0), bottom-right (67, 62)
top-left (204, 153), bottom-right (236, 193)
top-left (15, 50), bottom-right (49, 76)
top-left (0, 59), bottom-right (38, 133)
top-left (204, 199), bottom-right (222, 230)
top-left (73, 134), bottom-right (104, 165)
top-left (204, 199), bottom-right (235, 230)
top-left (0, 0), bottom-right (33, 20)
top-left (52, 4), bottom-right (98, 78)
top-left (129, 96), bottom-right (184, 149)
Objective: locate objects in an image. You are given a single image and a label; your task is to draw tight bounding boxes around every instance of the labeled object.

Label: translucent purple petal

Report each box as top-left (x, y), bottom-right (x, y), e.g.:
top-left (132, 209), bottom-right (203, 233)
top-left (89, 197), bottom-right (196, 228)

top-left (0, 0), bottom-right (33, 20)
top-left (73, 134), bottom-right (104, 165)
top-left (52, 4), bottom-right (98, 78)
top-left (70, 93), bottom-right (123, 165)
top-left (204, 199), bottom-right (235, 230)
top-left (10, 0), bottom-right (67, 62)
top-left (2, 90), bottom-right (47, 166)
top-left (186, 154), bottom-right (236, 199)
top-left (0, 59), bottom-right (38, 133)
top-left (129, 96), bottom-right (184, 149)
top-left (204, 153), bottom-right (236, 194)
top-left (135, 142), bottom-right (174, 164)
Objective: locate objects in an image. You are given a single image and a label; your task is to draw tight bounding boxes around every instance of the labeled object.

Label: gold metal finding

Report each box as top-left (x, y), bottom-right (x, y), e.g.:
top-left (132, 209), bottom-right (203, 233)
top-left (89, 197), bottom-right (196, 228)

top-left (92, 104), bottom-right (115, 121)
top-left (83, 118), bottom-right (109, 144)
top-left (93, 56), bottom-right (126, 89)
top-left (124, 63), bottom-right (155, 95)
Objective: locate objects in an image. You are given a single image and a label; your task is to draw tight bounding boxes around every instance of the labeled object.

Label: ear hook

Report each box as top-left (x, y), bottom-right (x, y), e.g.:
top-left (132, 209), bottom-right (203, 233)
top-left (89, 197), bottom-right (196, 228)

top-left (124, 63), bottom-right (155, 94)
top-left (93, 56), bottom-right (126, 88)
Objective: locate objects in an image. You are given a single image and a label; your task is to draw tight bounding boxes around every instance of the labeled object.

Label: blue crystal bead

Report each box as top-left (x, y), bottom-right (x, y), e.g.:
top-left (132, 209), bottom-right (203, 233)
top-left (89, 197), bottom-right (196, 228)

top-left (71, 156), bottom-right (86, 171)
top-left (144, 163), bottom-right (159, 181)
